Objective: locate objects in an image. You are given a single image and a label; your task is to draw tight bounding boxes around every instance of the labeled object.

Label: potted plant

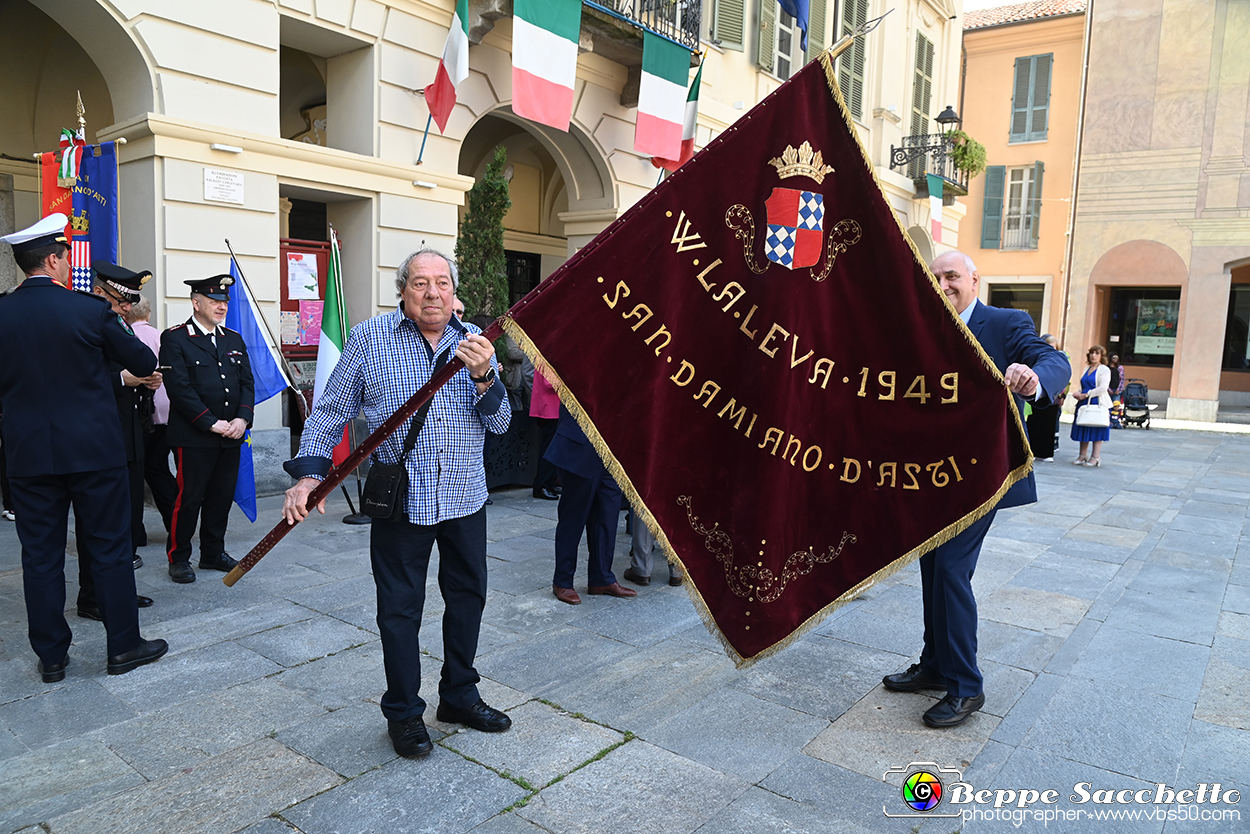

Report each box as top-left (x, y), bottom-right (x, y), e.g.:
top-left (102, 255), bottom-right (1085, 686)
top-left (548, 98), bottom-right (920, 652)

top-left (946, 129), bottom-right (987, 179)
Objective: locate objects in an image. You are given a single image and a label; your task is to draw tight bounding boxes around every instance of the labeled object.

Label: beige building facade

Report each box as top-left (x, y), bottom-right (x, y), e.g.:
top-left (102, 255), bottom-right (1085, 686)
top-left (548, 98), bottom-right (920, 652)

top-left (1066, 0), bottom-right (1250, 421)
top-left (0, 0), bottom-right (971, 488)
top-left (960, 2), bottom-right (1084, 341)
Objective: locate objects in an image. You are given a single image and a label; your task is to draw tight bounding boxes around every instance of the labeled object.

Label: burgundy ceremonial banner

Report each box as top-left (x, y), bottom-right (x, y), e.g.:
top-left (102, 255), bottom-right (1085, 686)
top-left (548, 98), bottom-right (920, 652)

top-left (503, 53), bottom-right (1031, 665)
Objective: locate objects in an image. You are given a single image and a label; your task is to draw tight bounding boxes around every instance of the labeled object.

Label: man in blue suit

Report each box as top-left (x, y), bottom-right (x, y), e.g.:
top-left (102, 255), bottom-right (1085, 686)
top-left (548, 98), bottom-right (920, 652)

top-left (883, 251), bottom-right (1070, 727)
top-left (545, 406), bottom-right (636, 604)
top-left (0, 215), bottom-right (168, 682)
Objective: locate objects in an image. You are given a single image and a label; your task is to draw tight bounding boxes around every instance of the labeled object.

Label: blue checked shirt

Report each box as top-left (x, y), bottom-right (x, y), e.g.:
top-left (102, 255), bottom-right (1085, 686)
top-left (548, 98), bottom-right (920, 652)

top-left (292, 310), bottom-right (510, 525)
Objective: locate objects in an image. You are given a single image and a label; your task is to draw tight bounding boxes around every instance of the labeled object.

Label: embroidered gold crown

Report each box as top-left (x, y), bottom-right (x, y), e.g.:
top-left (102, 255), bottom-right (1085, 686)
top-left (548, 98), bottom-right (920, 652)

top-left (768, 141), bottom-right (835, 184)
top-left (70, 210), bottom-right (89, 233)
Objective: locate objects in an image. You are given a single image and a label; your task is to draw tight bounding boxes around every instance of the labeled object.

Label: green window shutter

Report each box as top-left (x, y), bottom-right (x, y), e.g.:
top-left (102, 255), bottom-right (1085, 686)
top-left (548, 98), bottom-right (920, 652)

top-left (1030, 160), bottom-right (1045, 248)
top-left (1010, 57), bottom-right (1032, 142)
top-left (981, 165), bottom-right (1006, 249)
top-left (805, 0), bottom-right (828, 64)
top-left (1010, 54), bottom-right (1053, 142)
top-left (1028, 54), bottom-right (1052, 141)
top-left (910, 32), bottom-right (934, 136)
top-left (713, 0), bottom-right (746, 52)
top-left (837, 0), bottom-right (867, 119)
top-left (756, 0), bottom-right (777, 72)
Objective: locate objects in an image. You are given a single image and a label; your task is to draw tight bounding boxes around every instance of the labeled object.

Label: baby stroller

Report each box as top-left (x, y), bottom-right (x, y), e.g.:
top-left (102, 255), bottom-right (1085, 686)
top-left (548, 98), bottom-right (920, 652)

top-left (1120, 379), bottom-right (1150, 428)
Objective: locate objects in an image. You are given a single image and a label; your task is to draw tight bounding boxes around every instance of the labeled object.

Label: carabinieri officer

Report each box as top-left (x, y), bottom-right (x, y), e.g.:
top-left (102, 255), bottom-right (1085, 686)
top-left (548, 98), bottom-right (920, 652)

top-left (160, 274), bottom-right (254, 584)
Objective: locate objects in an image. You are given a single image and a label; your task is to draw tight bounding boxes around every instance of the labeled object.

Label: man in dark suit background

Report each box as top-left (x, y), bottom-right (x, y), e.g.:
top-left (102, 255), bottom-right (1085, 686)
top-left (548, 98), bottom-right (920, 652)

top-left (160, 275), bottom-right (254, 584)
top-left (0, 214), bottom-right (168, 681)
top-left (546, 406), bottom-right (636, 605)
top-left (883, 250), bottom-right (1070, 727)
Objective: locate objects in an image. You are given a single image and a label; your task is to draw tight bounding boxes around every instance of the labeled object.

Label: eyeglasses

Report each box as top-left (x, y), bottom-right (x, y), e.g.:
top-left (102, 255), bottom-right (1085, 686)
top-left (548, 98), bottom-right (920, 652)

top-left (100, 288), bottom-right (132, 307)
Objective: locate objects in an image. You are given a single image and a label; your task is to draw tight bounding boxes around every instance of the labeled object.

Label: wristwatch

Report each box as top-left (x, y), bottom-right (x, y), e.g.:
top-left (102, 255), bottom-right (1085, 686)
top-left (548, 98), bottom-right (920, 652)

top-left (470, 367), bottom-right (497, 385)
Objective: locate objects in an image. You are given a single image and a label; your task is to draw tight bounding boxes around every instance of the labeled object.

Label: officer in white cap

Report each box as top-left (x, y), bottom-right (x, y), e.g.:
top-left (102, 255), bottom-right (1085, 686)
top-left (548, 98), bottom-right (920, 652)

top-left (0, 215), bottom-right (169, 681)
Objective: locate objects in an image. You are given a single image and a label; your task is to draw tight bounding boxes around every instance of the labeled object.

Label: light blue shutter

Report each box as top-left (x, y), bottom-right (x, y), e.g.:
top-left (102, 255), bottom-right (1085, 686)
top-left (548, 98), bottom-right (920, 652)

top-left (1010, 54), bottom-right (1053, 142)
top-left (982, 165), bottom-right (1005, 249)
top-left (1028, 55), bottom-right (1052, 141)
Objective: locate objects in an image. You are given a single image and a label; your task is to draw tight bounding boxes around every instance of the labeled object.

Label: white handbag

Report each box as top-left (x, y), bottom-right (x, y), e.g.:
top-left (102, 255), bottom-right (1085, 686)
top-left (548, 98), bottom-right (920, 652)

top-left (1075, 400), bottom-right (1110, 428)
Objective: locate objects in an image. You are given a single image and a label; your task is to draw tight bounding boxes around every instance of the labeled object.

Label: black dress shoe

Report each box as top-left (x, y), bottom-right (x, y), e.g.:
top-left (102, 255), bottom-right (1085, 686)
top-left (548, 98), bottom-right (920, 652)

top-left (883, 663), bottom-right (947, 693)
top-left (137, 595), bottom-right (153, 608)
top-left (923, 692), bottom-right (985, 728)
top-left (668, 572), bottom-right (684, 586)
top-left (387, 715), bottom-right (433, 758)
top-left (532, 487), bottom-right (559, 500)
top-left (78, 595), bottom-right (154, 621)
top-left (623, 566), bottom-right (650, 586)
top-left (38, 656), bottom-right (69, 683)
top-left (133, 555), bottom-right (143, 570)
top-left (198, 552), bottom-right (238, 572)
top-left (169, 561), bottom-right (196, 583)
top-left (107, 638), bottom-right (169, 675)
top-left (436, 699), bottom-right (511, 732)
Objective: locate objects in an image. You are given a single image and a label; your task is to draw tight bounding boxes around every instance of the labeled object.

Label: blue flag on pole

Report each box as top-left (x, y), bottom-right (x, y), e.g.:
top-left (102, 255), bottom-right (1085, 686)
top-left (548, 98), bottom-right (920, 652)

top-left (224, 258), bottom-right (292, 521)
top-left (69, 141), bottom-right (119, 292)
top-left (778, 0), bottom-right (810, 50)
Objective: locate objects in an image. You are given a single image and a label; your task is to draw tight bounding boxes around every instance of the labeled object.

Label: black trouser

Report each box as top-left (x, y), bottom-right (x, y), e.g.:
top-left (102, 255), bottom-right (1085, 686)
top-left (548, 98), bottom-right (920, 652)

top-left (168, 445), bottom-right (239, 565)
top-left (143, 424), bottom-right (177, 534)
top-left (11, 468), bottom-right (140, 661)
top-left (1026, 402), bottom-right (1061, 459)
top-left (371, 507), bottom-right (488, 721)
top-left (532, 417), bottom-right (559, 492)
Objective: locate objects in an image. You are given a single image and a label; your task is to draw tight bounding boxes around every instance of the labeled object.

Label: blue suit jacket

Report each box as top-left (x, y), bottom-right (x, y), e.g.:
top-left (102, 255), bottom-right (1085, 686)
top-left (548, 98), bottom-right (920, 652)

top-left (543, 406), bottom-right (606, 480)
top-left (0, 276), bottom-right (157, 477)
top-left (966, 300), bottom-right (1071, 509)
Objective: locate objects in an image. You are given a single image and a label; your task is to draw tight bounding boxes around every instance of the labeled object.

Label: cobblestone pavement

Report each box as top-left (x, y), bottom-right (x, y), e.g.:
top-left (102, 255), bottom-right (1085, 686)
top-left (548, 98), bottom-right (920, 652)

top-left (0, 426), bottom-right (1245, 833)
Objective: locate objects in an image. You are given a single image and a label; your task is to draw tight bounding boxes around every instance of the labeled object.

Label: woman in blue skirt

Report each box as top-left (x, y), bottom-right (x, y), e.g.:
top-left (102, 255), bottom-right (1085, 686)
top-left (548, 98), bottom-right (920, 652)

top-left (1071, 345), bottom-right (1111, 466)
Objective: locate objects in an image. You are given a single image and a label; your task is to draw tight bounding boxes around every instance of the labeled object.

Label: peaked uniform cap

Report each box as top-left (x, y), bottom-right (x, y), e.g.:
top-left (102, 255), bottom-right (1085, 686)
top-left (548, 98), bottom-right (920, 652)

top-left (93, 261), bottom-right (151, 302)
top-left (1, 214), bottom-right (69, 254)
top-left (185, 273), bottom-right (235, 300)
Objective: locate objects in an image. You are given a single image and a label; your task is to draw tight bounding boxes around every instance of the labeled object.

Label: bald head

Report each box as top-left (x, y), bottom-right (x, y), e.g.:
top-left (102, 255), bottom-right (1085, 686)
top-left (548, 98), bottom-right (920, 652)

top-left (930, 250), bottom-right (980, 314)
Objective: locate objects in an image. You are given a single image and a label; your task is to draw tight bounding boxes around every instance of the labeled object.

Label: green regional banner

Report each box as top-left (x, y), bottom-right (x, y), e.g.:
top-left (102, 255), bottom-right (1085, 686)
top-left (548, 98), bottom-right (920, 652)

top-left (504, 53), bottom-right (1032, 665)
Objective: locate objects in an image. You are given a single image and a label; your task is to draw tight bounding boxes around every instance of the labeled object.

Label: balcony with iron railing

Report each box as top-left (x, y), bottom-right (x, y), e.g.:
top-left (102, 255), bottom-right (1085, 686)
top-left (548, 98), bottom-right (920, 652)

top-left (585, 0), bottom-right (702, 50)
top-left (889, 133), bottom-right (970, 198)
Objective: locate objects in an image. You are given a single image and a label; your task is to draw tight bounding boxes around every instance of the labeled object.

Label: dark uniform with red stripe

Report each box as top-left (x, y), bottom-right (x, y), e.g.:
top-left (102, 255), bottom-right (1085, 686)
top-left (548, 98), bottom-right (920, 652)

top-left (160, 318), bottom-right (253, 570)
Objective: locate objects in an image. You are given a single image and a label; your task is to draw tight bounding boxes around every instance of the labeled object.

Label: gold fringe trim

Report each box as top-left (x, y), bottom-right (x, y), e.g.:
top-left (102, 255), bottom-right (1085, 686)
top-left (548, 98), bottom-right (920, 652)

top-left (498, 55), bottom-right (1035, 667)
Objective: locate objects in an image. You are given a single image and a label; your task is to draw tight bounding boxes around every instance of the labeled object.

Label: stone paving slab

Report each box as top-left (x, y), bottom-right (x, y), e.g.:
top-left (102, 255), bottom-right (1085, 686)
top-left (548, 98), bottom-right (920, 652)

top-left (276, 701), bottom-right (411, 779)
top-left (644, 687), bottom-right (828, 782)
top-left (98, 641), bottom-right (283, 713)
top-left (0, 680), bottom-right (137, 750)
top-left (474, 623), bottom-right (639, 698)
top-left (281, 745), bottom-right (527, 834)
top-left (441, 699), bottom-right (622, 789)
top-left (93, 677), bottom-right (327, 779)
top-left (44, 738), bottom-right (341, 834)
top-left (1194, 634), bottom-right (1250, 730)
top-left (804, 685), bottom-right (999, 785)
top-left (1019, 675), bottom-right (1193, 785)
top-left (271, 640), bottom-right (387, 710)
top-left (234, 614), bottom-right (376, 668)
top-left (0, 738), bottom-right (144, 834)
top-left (978, 585), bottom-right (1092, 637)
top-left (515, 740), bottom-right (747, 834)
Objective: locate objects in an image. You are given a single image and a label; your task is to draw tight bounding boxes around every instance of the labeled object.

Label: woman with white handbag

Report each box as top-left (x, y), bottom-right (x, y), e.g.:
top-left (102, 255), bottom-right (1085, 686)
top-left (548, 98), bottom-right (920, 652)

top-left (1070, 345), bottom-right (1111, 466)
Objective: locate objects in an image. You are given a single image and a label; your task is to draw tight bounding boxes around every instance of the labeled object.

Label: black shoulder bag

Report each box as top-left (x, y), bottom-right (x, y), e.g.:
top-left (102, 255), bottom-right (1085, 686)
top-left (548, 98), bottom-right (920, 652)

top-left (360, 346), bottom-right (453, 521)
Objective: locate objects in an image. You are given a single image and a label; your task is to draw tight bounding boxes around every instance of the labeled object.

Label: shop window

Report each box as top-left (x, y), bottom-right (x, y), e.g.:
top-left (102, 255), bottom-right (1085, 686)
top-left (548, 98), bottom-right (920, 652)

top-left (1106, 287), bottom-right (1182, 368)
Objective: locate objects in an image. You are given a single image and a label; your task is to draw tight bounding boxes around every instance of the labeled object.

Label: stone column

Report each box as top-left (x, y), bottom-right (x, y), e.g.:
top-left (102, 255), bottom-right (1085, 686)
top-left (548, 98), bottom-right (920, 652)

top-left (1168, 245), bottom-right (1235, 422)
top-left (0, 174), bottom-right (16, 293)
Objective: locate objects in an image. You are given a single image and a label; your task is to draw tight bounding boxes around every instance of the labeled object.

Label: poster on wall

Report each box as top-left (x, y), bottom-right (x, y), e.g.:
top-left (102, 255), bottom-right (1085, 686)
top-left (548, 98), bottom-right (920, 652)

top-left (1135, 299), bottom-right (1179, 355)
top-left (287, 252), bottom-right (320, 300)
top-left (298, 300), bottom-right (324, 346)
top-left (280, 311), bottom-right (300, 345)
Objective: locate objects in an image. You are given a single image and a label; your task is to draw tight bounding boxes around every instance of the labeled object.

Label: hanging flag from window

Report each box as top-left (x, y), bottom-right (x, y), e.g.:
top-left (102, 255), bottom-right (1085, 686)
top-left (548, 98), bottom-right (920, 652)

top-left (652, 56), bottom-right (704, 173)
top-left (40, 139), bottom-right (118, 293)
top-left (779, 0), bottom-right (811, 50)
top-left (927, 173), bottom-right (944, 243)
top-left (635, 32), bottom-right (691, 161)
top-left (313, 228), bottom-right (352, 466)
top-left (225, 258), bottom-right (293, 522)
top-left (512, 0), bottom-right (581, 131)
top-left (424, 0), bottom-right (470, 133)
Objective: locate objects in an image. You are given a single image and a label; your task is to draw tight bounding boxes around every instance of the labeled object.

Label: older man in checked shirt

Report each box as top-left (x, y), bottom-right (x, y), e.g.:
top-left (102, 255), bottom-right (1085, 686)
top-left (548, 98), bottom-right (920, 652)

top-left (282, 248), bottom-right (511, 758)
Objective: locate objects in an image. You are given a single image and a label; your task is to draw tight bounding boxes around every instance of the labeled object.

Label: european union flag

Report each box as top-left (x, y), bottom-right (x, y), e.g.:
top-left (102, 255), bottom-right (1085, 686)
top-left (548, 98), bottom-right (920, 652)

top-left (224, 259), bottom-right (291, 521)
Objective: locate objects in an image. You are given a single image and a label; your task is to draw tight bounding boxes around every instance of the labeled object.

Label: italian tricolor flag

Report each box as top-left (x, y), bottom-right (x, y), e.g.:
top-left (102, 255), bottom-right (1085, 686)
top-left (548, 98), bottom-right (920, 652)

top-left (635, 33), bottom-right (690, 161)
top-left (314, 227), bottom-right (351, 465)
top-left (512, 0), bottom-right (581, 131)
top-left (651, 55), bottom-right (703, 172)
top-left (927, 173), bottom-right (944, 244)
top-left (424, 0), bottom-right (469, 133)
